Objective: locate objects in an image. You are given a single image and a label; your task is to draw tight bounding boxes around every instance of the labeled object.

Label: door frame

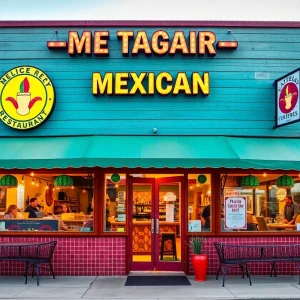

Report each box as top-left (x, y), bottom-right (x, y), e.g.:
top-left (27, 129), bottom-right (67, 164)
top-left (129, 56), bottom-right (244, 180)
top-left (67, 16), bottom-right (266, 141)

top-left (154, 176), bottom-right (185, 271)
top-left (128, 177), bottom-right (155, 271)
top-left (128, 175), bottom-right (186, 272)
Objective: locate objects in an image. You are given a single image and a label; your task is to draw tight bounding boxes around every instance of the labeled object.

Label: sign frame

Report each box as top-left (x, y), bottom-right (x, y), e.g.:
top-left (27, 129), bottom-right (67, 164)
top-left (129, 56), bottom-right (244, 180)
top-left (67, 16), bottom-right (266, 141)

top-left (274, 67), bottom-right (300, 129)
top-left (224, 196), bottom-right (247, 230)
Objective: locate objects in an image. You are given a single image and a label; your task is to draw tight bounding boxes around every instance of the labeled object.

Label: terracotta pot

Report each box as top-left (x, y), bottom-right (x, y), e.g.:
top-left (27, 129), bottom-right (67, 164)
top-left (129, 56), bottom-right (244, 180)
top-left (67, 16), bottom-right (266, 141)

top-left (192, 253), bottom-right (208, 281)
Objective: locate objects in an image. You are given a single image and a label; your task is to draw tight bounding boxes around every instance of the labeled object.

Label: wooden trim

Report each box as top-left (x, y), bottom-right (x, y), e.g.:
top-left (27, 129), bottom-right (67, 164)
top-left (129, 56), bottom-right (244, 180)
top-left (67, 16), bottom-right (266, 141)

top-left (184, 173), bottom-right (189, 275)
top-left (212, 170), bottom-right (221, 235)
top-left (1, 20), bottom-right (300, 28)
top-left (1, 168), bottom-right (299, 175)
top-left (94, 169), bottom-right (102, 234)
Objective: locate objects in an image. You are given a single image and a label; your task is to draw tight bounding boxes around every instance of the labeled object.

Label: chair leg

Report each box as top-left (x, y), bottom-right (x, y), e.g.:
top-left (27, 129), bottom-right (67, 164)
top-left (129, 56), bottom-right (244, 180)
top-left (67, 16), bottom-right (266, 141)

top-left (36, 263), bottom-right (39, 286)
top-left (222, 265), bottom-right (227, 287)
top-left (273, 262), bottom-right (277, 277)
top-left (297, 262), bottom-right (300, 285)
top-left (160, 238), bottom-right (164, 261)
top-left (245, 264), bottom-right (252, 286)
top-left (216, 263), bottom-right (221, 280)
top-left (49, 262), bottom-right (55, 279)
top-left (270, 262), bottom-right (276, 277)
top-left (173, 238), bottom-right (177, 261)
top-left (31, 264), bottom-right (34, 278)
top-left (239, 264), bottom-right (245, 278)
top-left (25, 262), bottom-right (29, 284)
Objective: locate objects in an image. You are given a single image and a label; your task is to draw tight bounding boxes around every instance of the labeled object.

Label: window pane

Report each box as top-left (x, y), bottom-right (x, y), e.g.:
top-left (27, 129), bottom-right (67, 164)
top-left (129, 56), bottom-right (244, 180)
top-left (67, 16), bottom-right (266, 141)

top-left (221, 174), bottom-right (299, 232)
top-left (188, 174), bottom-right (211, 232)
top-left (104, 174), bottom-right (126, 232)
top-left (0, 173), bottom-right (94, 232)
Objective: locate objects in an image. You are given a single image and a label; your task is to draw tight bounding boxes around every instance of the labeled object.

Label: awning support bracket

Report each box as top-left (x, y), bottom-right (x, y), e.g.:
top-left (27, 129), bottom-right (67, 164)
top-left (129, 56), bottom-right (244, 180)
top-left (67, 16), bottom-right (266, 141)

top-left (220, 173), bottom-right (228, 196)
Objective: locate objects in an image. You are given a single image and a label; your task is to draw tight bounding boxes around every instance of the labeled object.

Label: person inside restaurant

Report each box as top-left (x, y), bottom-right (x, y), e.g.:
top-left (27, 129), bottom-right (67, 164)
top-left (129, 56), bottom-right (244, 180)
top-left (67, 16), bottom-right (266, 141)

top-left (283, 195), bottom-right (299, 225)
top-left (4, 205), bottom-right (18, 219)
top-left (62, 204), bottom-right (71, 213)
top-left (201, 203), bottom-right (210, 232)
top-left (25, 198), bottom-right (39, 218)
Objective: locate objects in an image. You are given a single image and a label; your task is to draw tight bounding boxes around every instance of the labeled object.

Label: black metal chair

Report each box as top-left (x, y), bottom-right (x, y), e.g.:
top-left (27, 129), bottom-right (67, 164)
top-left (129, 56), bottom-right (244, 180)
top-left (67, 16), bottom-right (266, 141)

top-left (214, 242), bottom-right (252, 287)
top-left (24, 241), bottom-right (57, 286)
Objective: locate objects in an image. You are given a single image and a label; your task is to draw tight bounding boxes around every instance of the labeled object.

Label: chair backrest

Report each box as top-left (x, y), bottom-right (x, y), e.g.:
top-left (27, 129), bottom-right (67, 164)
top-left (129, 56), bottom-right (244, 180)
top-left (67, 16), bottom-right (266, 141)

top-left (37, 241), bottom-right (57, 260)
top-left (214, 242), bottom-right (225, 263)
top-left (255, 216), bottom-right (268, 231)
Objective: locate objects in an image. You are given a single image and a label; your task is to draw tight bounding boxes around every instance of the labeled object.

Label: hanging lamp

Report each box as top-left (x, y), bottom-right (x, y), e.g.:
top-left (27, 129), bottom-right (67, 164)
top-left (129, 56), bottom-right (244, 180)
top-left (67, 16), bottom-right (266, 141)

top-left (54, 175), bottom-right (73, 188)
top-left (240, 175), bottom-right (259, 189)
top-left (0, 175), bottom-right (18, 188)
top-left (276, 174), bottom-right (294, 188)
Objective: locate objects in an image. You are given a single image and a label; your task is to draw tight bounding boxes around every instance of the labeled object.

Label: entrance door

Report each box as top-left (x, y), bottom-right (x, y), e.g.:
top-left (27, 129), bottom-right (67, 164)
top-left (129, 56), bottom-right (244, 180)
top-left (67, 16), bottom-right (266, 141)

top-left (129, 176), bottom-right (185, 271)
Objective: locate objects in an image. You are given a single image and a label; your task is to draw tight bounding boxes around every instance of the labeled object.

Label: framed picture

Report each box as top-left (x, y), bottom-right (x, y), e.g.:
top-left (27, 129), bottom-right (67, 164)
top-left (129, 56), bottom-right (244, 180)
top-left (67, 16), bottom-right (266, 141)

top-left (247, 196), bottom-right (254, 214)
top-left (0, 188), bottom-right (7, 212)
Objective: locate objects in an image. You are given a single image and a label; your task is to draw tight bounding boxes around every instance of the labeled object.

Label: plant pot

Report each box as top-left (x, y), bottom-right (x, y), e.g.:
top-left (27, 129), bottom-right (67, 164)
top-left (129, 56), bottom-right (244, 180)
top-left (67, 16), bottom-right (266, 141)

top-left (192, 253), bottom-right (208, 281)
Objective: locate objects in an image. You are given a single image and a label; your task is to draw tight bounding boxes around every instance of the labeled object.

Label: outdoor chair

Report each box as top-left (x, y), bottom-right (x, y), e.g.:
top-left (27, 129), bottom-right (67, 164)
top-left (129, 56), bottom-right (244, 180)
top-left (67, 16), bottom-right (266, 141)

top-left (24, 241), bottom-right (57, 286)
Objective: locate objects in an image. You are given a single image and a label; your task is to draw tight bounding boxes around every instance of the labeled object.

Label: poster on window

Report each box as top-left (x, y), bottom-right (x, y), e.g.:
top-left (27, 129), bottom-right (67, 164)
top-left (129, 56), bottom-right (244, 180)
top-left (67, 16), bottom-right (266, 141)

top-left (224, 197), bottom-right (247, 229)
top-left (166, 203), bottom-right (174, 222)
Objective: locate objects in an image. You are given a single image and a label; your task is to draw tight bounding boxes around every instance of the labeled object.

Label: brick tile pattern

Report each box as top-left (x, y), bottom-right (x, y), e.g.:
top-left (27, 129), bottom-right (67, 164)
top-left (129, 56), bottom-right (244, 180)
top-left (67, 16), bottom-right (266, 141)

top-left (0, 236), bottom-right (298, 276)
top-left (0, 237), bottom-right (126, 276)
top-left (189, 237), bottom-right (300, 275)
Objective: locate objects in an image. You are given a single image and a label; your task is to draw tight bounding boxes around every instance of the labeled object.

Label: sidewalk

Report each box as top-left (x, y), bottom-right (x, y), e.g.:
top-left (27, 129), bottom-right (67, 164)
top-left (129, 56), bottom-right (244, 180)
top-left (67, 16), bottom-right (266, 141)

top-left (0, 275), bottom-right (300, 299)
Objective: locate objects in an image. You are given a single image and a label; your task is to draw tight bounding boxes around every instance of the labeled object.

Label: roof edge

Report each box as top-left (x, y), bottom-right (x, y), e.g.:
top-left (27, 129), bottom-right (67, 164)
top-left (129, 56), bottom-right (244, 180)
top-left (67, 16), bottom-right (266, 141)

top-left (1, 20), bottom-right (300, 28)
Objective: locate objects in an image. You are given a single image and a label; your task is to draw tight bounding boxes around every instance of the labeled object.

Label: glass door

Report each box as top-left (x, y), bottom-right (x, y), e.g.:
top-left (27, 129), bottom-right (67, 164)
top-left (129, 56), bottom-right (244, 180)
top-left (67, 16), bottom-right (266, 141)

top-left (129, 177), bottom-right (155, 271)
top-left (155, 176), bottom-right (185, 271)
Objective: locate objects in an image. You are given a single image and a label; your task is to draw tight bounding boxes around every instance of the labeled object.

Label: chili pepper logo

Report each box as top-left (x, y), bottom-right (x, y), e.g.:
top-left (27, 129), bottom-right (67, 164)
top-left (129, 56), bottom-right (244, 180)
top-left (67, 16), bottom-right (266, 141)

top-left (279, 82), bottom-right (299, 114)
top-left (6, 77), bottom-right (42, 116)
top-left (0, 66), bottom-right (55, 131)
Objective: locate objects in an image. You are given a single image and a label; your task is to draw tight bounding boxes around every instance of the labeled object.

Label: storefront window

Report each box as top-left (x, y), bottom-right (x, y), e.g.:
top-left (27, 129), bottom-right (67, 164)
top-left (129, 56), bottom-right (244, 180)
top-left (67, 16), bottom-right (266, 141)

top-left (221, 174), bottom-right (300, 232)
top-left (104, 174), bottom-right (126, 232)
top-left (0, 173), bottom-right (94, 232)
top-left (188, 174), bottom-right (211, 232)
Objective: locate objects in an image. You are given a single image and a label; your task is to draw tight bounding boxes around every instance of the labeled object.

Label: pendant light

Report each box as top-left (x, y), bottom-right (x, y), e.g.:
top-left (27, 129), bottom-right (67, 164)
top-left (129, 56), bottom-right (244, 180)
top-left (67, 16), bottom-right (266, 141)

top-left (240, 175), bottom-right (259, 189)
top-left (276, 174), bottom-right (294, 188)
top-left (54, 175), bottom-right (73, 188)
top-left (0, 175), bottom-right (18, 188)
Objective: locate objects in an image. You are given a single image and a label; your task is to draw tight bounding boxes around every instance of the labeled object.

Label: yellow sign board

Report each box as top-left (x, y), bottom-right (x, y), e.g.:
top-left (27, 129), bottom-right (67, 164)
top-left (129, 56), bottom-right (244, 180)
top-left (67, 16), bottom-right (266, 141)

top-left (0, 66), bottom-right (55, 130)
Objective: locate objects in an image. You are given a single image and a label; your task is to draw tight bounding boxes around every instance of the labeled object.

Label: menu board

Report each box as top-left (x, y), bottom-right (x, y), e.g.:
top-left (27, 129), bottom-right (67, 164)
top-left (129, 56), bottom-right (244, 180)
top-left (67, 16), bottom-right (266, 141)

top-left (17, 184), bottom-right (25, 210)
top-left (166, 203), bottom-right (174, 222)
top-left (0, 219), bottom-right (58, 231)
top-left (224, 197), bottom-right (247, 229)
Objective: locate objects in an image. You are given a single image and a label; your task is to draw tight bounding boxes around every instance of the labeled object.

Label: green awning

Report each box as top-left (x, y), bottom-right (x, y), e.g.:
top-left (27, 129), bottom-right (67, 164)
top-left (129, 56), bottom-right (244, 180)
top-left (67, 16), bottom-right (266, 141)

top-left (0, 136), bottom-right (300, 170)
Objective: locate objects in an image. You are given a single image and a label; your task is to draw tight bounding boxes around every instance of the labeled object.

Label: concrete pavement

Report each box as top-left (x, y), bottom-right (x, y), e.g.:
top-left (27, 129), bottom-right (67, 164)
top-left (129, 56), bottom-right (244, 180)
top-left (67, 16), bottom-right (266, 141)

top-left (0, 275), bottom-right (299, 299)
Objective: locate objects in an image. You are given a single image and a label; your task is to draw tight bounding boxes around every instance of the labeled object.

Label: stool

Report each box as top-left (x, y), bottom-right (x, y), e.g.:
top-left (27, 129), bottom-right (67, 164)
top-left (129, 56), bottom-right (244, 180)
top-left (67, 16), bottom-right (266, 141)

top-left (160, 232), bottom-right (177, 260)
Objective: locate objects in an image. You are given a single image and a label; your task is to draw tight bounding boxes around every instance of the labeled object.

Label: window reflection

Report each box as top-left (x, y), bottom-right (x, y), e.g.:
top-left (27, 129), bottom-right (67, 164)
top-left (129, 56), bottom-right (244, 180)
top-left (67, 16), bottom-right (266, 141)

top-left (0, 173), bottom-right (94, 232)
top-left (188, 174), bottom-right (211, 232)
top-left (221, 174), bottom-right (300, 232)
top-left (104, 174), bottom-right (126, 232)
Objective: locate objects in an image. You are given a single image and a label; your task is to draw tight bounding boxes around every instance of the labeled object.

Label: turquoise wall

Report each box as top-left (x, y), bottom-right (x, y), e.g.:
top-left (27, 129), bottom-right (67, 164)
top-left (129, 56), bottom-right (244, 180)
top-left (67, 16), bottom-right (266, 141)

top-left (0, 27), bottom-right (300, 137)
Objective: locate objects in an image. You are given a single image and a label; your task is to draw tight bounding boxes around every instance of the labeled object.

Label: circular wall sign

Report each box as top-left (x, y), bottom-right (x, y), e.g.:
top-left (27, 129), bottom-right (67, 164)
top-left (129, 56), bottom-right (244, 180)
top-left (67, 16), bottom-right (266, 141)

top-left (111, 173), bottom-right (120, 183)
top-left (197, 174), bottom-right (207, 184)
top-left (276, 188), bottom-right (287, 202)
top-left (0, 66), bottom-right (55, 130)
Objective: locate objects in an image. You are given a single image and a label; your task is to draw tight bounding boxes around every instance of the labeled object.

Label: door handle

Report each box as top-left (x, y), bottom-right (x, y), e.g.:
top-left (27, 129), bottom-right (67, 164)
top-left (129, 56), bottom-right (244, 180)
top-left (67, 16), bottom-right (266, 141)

top-left (151, 219), bottom-right (154, 234)
top-left (156, 219), bottom-right (159, 234)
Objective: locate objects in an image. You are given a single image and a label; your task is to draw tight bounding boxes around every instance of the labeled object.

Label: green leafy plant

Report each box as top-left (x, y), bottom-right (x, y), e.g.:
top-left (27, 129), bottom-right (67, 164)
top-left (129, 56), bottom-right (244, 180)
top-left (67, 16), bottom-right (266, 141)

top-left (188, 236), bottom-right (205, 254)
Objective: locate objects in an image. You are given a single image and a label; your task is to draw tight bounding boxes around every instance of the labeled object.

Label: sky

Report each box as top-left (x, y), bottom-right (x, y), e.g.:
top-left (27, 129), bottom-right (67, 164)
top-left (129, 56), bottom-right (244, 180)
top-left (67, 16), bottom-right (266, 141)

top-left (0, 0), bottom-right (299, 21)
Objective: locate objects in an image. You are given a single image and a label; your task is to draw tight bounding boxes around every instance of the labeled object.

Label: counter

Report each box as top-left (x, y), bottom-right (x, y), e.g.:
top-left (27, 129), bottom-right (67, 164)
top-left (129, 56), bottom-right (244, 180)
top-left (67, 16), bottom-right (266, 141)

top-left (0, 219), bottom-right (59, 231)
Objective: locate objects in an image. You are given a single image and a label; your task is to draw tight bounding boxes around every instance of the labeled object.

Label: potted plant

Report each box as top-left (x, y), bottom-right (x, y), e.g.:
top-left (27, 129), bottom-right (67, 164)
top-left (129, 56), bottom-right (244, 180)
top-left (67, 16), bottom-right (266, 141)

top-left (188, 236), bottom-right (208, 281)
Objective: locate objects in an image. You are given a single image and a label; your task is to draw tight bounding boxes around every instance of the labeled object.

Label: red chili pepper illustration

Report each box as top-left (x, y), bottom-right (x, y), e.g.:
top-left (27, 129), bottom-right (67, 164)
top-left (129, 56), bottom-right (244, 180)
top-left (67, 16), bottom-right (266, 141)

top-left (5, 78), bottom-right (43, 116)
top-left (6, 97), bottom-right (19, 109)
top-left (28, 97), bottom-right (42, 109)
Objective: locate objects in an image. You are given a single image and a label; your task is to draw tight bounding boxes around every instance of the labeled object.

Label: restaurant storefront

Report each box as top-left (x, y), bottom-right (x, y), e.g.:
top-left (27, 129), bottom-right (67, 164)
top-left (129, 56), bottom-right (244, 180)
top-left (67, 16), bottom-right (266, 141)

top-left (0, 21), bottom-right (300, 276)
